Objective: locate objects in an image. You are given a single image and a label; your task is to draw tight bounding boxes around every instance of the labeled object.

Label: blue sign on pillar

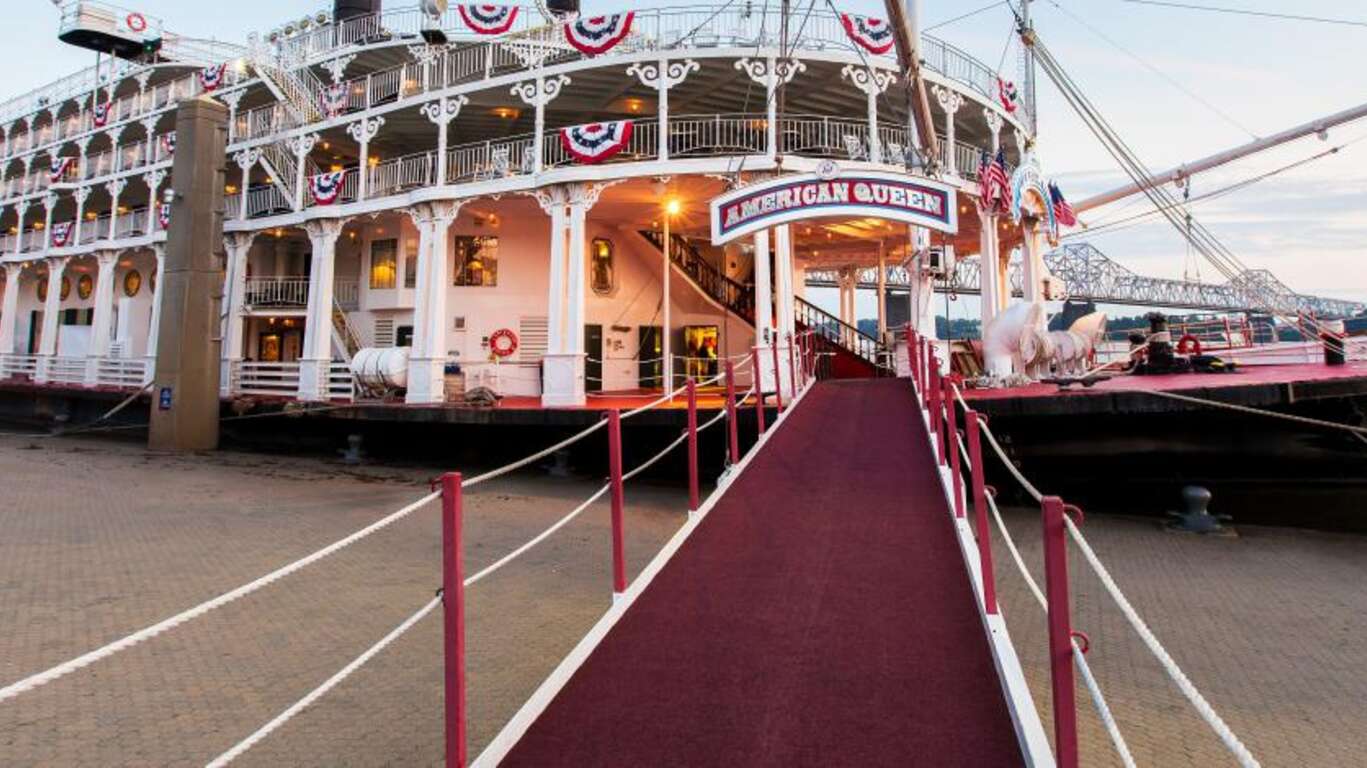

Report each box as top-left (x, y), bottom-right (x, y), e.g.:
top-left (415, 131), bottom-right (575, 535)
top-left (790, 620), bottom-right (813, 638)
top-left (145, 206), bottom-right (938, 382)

top-left (159, 387), bottom-right (173, 410)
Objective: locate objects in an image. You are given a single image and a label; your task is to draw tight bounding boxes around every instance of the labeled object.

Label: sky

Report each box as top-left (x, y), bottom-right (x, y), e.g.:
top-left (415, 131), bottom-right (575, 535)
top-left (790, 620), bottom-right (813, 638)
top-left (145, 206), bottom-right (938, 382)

top-left (9, 0), bottom-right (1366, 311)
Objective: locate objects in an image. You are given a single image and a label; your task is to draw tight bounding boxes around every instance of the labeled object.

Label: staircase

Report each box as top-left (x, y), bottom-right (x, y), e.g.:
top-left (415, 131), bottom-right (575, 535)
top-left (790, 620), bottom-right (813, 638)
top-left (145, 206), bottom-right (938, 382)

top-left (794, 297), bottom-right (891, 378)
top-left (246, 38), bottom-right (329, 206)
top-left (638, 231), bottom-right (889, 378)
top-left (331, 299), bottom-right (363, 363)
top-left (638, 230), bottom-right (754, 322)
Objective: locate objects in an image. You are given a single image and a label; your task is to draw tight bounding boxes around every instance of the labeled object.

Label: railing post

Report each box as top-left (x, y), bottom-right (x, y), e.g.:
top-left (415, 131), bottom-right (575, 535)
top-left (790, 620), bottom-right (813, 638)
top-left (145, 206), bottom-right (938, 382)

top-left (771, 340), bottom-right (784, 414)
top-left (944, 377), bottom-right (964, 518)
top-left (906, 326), bottom-right (919, 386)
top-left (725, 361), bottom-right (740, 466)
top-left (1042, 495), bottom-right (1079, 768)
top-left (787, 333), bottom-right (798, 396)
top-left (931, 360), bottom-right (946, 465)
top-left (440, 472), bottom-right (467, 768)
top-left (965, 411), bottom-right (997, 614)
top-left (686, 378), bottom-right (700, 512)
top-left (608, 409), bottom-right (627, 595)
top-left (751, 347), bottom-right (767, 435)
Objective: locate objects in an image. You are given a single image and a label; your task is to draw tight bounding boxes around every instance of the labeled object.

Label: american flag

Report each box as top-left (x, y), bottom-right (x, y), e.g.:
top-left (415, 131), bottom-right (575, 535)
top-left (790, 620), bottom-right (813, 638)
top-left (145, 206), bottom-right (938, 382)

top-left (978, 149), bottom-right (1010, 211)
top-left (1049, 182), bottom-right (1077, 227)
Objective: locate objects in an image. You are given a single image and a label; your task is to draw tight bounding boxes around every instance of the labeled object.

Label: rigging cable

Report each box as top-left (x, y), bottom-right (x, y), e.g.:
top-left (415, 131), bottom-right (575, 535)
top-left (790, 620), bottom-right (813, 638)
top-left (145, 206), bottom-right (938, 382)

top-left (1120, 0), bottom-right (1367, 29)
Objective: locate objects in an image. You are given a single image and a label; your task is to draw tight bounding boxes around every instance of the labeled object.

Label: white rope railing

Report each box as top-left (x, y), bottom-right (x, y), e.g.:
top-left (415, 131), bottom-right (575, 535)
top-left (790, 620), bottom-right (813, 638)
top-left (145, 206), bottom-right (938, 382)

top-left (947, 380), bottom-right (1260, 767)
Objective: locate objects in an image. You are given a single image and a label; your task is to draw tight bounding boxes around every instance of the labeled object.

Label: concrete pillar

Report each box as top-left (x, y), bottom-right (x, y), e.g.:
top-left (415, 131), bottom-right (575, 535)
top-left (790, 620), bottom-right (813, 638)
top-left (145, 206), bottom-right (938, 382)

top-left (405, 201), bottom-right (463, 405)
top-left (220, 233), bottom-right (254, 394)
top-left (85, 250), bottom-right (118, 385)
top-left (35, 256), bottom-right (67, 381)
top-left (298, 218), bottom-right (345, 401)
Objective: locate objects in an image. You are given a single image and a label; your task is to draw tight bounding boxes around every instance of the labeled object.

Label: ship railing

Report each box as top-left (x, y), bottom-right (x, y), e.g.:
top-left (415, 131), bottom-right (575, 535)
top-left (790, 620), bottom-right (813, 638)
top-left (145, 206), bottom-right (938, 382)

top-left (79, 215), bottom-right (109, 245)
top-left (0, 354), bottom-right (39, 379)
top-left (328, 361), bottom-right (357, 401)
top-left (95, 358), bottom-right (149, 389)
top-left (46, 356), bottom-right (88, 386)
top-left (245, 184), bottom-right (292, 218)
top-left (334, 279), bottom-right (360, 311)
top-left (244, 276), bottom-right (310, 307)
top-left (113, 209), bottom-right (147, 240)
top-left (231, 360), bottom-right (302, 397)
top-left (368, 151), bottom-right (436, 199)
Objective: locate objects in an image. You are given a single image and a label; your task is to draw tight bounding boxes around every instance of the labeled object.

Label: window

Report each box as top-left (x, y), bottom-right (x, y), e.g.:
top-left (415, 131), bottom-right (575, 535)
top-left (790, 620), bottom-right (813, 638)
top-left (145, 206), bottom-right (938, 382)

top-left (453, 236), bottom-right (498, 287)
top-left (591, 238), bottom-right (614, 295)
top-left (403, 237), bottom-right (418, 289)
top-left (369, 238), bottom-right (398, 289)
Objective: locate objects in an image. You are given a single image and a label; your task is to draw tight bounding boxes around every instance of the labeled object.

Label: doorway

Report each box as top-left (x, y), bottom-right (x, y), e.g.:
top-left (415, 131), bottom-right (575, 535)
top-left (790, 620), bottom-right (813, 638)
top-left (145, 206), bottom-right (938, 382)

top-left (638, 325), bottom-right (662, 390)
top-left (585, 324), bottom-right (603, 393)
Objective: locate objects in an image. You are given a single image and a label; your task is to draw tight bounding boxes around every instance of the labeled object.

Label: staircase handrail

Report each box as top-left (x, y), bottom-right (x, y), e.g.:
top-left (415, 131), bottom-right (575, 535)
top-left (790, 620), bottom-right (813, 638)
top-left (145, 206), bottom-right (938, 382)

top-left (638, 229), bottom-right (754, 322)
top-left (795, 296), bottom-right (886, 366)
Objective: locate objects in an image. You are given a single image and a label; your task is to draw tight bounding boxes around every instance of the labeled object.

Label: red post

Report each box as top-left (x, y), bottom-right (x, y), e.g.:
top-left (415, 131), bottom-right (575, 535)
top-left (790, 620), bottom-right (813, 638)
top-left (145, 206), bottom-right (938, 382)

top-left (608, 410), bottom-right (626, 594)
top-left (906, 326), bottom-right (919, 385)
top-left (751, 347), bottom-right (766, 435)
top-left (1042, 496), bottom-right (1079, 768)
top-left (725, 361), bottom-right (740, 466)
top-left (771, 341), bottom-right (785, 413)
top-left (965, 411), bottom-right (997, 614)
top-left (440, 472), bottom-right (467, 768)
top-left (944, 376), bottom-right (964, 518)
top-left (787, 336), bottom-right (798, 397)
top-left (686, 378), bottom-right (700, 511)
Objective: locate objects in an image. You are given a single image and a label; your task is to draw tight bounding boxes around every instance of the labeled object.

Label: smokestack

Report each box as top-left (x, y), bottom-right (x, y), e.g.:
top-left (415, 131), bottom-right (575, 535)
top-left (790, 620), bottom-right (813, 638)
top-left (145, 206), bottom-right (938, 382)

top-left (545, 0), bottom-right (579, 17)
top-left (334, 0), bottom-right (382, 23)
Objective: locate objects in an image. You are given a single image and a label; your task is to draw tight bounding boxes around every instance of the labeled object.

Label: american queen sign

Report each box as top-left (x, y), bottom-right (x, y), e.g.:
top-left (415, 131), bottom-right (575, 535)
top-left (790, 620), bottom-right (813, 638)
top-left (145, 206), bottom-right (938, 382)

top-left (709, 171), bottom-right (958, 245)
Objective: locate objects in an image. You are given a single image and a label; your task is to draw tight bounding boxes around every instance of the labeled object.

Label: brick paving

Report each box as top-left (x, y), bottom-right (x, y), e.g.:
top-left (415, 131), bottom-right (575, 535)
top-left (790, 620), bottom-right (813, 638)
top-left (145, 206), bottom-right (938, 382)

top-left (0, 433), bottom-right (1364, 766)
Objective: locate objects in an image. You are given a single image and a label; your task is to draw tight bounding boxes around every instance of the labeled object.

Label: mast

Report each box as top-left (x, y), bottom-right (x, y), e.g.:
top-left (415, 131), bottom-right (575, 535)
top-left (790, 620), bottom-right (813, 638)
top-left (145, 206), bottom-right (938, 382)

top-left (1020, 0), bottom-right (1037, 133)
top-left (886, 0), bottom-right (939, 168)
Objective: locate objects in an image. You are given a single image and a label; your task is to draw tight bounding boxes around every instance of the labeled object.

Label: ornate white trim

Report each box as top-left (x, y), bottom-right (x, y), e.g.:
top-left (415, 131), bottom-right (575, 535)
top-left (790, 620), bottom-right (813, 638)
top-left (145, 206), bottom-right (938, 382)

top-left (346, 116), bottom-right (385, 144)
top-left (512, 75), bottom-right (571, 108)
top-left (421, 95), bottom-right (470, 127)
top-left (626, 59), bottom-right (699, 90)
top-left (841, 64), bottom-right (895, 96)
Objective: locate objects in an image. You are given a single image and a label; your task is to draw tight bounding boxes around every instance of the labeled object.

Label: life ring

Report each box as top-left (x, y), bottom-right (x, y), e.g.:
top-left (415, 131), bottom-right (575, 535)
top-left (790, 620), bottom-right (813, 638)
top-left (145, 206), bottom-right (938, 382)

top-left (125, 13), bottom-right (148, 33)
top-left (1176, 334), bottom-right (1202, 356)
top-left (489, 328), bottom-right (518, 358)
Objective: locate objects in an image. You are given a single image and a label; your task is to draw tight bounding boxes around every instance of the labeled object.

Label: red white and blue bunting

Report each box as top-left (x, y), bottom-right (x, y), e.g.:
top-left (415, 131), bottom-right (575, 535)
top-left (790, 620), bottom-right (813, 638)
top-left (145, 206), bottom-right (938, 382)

top-left (309, 171), bottom-right (346, 206)
top-left (840, 14), bottom-right (895, 55)
top-left (458, 5), bottom-right (519, 35)
top-left (564, 13), bottom-right (635, 56)
top-left (158, 203), bottom-right (172, 230)
top-left (320, 83), bottom-right (349, 118)
top-left (160, 132), bottom-right (177, 157)
top-left (50, 221), bottom-right (73, 248)
top-left (199, 64), bottom-right (227, 93)
top-left (996, 77), bottom-right (1019, 114)
top-left (49, 156), bottom-right (74, 184)
top-left (92, 101), bottom-right (112, 128)
top-left (559, 120), bottom-right (634, 164)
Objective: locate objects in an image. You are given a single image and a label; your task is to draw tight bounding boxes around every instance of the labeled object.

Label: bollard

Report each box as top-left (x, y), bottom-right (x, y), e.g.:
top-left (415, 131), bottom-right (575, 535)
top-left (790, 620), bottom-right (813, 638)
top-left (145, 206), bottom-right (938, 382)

top-left (771, 341), bottom-right (785, 414)
top-left (686, 378), bottom-right (700, 511)
top-left (440, 473), bottom-right (467, 768)
top-left (965, 411), bottom-right (997, 614)
top-left (751, 347), bottom-right (767, 436)
top-left (944, 377), bottom-right (964, 518)
top-left (1041, 496), bottom-right (1080, 768)
top-left (725, 361), bottom-right (740, 466)
top-left (608, 410), bottom-right (626, 595)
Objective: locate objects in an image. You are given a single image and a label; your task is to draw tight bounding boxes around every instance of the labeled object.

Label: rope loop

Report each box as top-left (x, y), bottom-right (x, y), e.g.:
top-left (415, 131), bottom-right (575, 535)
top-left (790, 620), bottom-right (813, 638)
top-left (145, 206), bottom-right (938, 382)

top-left (1063, 503), bottom-right (1085, 525)
top-left (1072, 630), bottom-right (1091, 655)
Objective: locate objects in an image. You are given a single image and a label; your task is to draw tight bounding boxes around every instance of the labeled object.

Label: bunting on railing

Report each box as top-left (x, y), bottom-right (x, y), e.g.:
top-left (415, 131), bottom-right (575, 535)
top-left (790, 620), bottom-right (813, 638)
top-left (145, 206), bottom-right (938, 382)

top-left (158, 203), bottom-right (172, 230)
top-left (50, 221), bottom-right (73, 248)
top-left (160, 132), bottom-right (176, 158)
top-left (92, 101), bottom-right (111, 128)
top-left (49, 157), bottom-right (74, 184)
top-left (199, 64), bottom-right (227, 93)
top-left (320, 83), bottom-right (349, 118)
top-left (840, 14), bottom-right (895, 55)
top-left (458, 5), bottom-right (519, 35)
top-left (309, 171), bottom-right (346, 206)
top-left (564, 13), bottom-right (635, 55)
top-left (996, 77), bottom-right (1019, 114)
top-left (559, 121), bottom-right (634, 164)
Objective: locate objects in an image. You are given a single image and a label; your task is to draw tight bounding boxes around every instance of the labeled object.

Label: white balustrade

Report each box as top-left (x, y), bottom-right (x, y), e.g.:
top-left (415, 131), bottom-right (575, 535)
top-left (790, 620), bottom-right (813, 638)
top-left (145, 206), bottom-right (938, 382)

top-left (244, 276), bottom-right (310, 307)
top-left (232, 361), bottom-right (302, 397)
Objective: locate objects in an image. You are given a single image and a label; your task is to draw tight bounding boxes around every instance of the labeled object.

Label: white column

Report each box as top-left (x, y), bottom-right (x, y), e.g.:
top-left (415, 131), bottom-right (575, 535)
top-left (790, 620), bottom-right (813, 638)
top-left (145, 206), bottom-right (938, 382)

top-left (288, 134), bottom-right (318, 212)
top-left (422, 96), bottom-right (468, 187)
top-left (1021, 218), bottom-right (1045, 306)
top-left (877, 242), bottom-right (888, 341)
top-left (144, 170), bottom-right (166, 234)
top-left (106, 178), bottom-right (126, 240)
top-left (543, 196), bottom-right (568, 355)
top-left (234, 150), bottom-right (259, 220)
top-left (841, 65), bottom-right (895, 164)
top-left (406, 201), bottom-right (463, 405)
top-left (220, 233), bottom-right (254, 394)
top-left (85, 250), bottom-right (118, 385)
top-left (513, 76), bottom-right (569, 176)
top-left (627, 59), bottom-right (699, 162)
top-left (934, 86), bottom-right (964, 176)
top-left (72, 186), bottom-right (92, 244)
top-left (736, 59), bottom-right (805, 162)
top-left (0, 263), bottom-right (20, 356)
top-left (346, 117), bottom-right (385, 202)
top-left (539, 182), bottom-right (609, 407)
top-left (36, 256), bottom-right (67, 381)
top-left (143, 245), bottom-right (165, 383)
top-left (567, 200), bottom-right (588, 354)
top-left (41, 194), bottom-right (56, 253)
top-left (298, 219), bottom-right (345, 401)
top-left (908, 227), bottom-right (937, 340)
top-left (752, 228), bottom-right (775, 392)
top-left (773, 224), bottom-right (797, 394)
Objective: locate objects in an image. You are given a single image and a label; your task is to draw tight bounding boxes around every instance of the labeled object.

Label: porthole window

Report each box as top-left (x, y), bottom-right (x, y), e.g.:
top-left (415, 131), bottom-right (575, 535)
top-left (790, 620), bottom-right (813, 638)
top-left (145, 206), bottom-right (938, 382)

top-left (60, 276), bottom-right (71, 301)
top-left (77, 274), bottom-right (93, 300)
top-left (123, 269), bottom-right (142, 298)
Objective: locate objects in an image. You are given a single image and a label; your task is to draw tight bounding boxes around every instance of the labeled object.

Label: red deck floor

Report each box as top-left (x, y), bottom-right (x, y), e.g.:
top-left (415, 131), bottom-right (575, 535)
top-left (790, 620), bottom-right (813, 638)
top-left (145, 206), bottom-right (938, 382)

top-left (960, 361), bottom-right (1367, 403)
top-left (502, 379), bottom-right (1023, 767)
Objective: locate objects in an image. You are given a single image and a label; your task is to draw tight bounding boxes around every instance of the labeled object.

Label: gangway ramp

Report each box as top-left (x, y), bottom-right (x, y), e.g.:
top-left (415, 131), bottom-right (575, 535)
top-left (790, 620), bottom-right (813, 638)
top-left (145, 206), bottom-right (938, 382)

top-left (492, 379), bottom-right (1029, 766)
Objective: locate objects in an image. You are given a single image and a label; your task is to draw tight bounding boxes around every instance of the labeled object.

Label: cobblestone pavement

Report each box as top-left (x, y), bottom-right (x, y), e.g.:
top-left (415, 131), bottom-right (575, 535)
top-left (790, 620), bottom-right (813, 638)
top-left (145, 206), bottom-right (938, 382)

top-left (993, 505), bottom-right (1367, 768)
top-left (0, 434), bottom-right (686, 767)
top-left (1, 433), bottom-right (1364, 766)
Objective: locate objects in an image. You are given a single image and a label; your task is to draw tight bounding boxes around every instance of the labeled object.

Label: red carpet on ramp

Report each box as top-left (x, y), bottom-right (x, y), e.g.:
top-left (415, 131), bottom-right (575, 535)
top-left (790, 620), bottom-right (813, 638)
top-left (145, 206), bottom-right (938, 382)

top-left (503, 379), bottom-right (1024, 767)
